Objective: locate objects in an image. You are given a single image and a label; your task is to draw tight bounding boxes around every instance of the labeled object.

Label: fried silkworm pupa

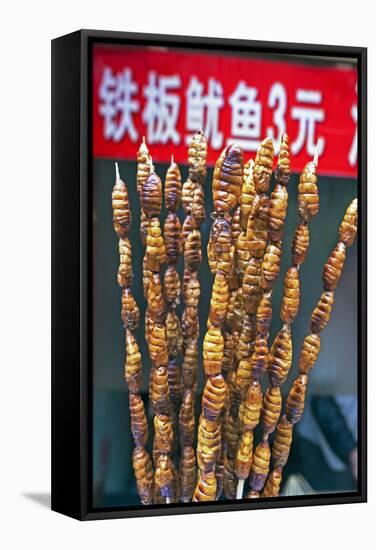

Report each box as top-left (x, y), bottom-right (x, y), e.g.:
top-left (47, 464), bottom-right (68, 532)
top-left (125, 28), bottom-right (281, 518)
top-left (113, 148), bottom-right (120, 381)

top-left (222, 331), bottom-right (235, 378)
top-left (233, 288), bottom-right (246, 333)
top-left (164, 156), bottom-right (182, 212)
top-left (203, 325), bottom-right (224, 376)
top-left (147, 272), bottom-right (166, 324)
top-left (182, 178), bottom-right (196, 215)
top-left (280, 267), bottom-right (300, 325)
top-left (286, 374), bottom-right (308, 425)
top-left (133, 446), bottom-right (154, 505)
top-left (179, 389), bottom-right (195, 447)
top-left (298, 333), bottom-right (321, 374)
top-left (246, 194), bottom-right (269, 258)
top-left (272, 415), bottom-right (293, 468)
top-left (112, 164), bottom-right (131, 237)
top-left (260, 241), bottom-right (282, 291)
top-left (291, 221), bottom-right (309, 266)
top-left (179, 446), bottom-right (196, 503)
top-left (182, 270), bottom-right (200, 308)
top-left (242, 381), bottom-right (262, 430)
top-left (216, 445), bottom-right (226, 499)
top-left (212, 217), bottom-right (234, 276)
top-left (125, 330), bottom-right (142, 393)
top-left (223, 457), bottom-right (237, 500)
top-left (192, 469), bottom-right (217, 502)
top-left (260, 386), bottom-right (282, 435)
top-left (246, 490), bottom-right (260, 499)
top-left (181, 215), bottom-right (193, 249)
top-left (275, 132), bottom-right (291, 186)
top-left (310, 291), bottom-right (335, 333)
top-left (339, 198), bottom-right (358, 247)
top-left (192, 184), bottom-right (206, 228)
top-left (209, 272), bottom-right (230, 326)
top-left (268, 328), bottom-right (293, 387)
top-left (235, 429), bottom-right (254, 480)
top-left (121, 288), bottom-right (140, 330)
top-left (182, 306), bottom-right (199, 343)
top-left (150, 365), bottom-right (171, 415)
top-left (197, 416), bottom-right (221, 471)
top-left (253, 137), bottom-right (274, 194)
top-left (256, 293), bottom-right (273, 336)
top-left (182, 339), bottom-right (198, 390)
top-left (167, 357), bottom-right (181, 408)
top-left (202, 374), bottom-right (226, 421)
top-left (129, 393), bottom-right (148, 446)
top-left (141, 168), bottom-right (162, 218)
top-left (164, 212), bottom-right (182, 265)
top-left (231, 206), bottom-right (242, 243)
top-left (184, 229), bottom-right (202, 272)
top-left (140, 210), bottom-right (149, 247)
top-left (224, 290), bottom-right (236, 331)
top-left (236, 313), bottom-right (256, 362)
top-left (240, 159), bottom-right (255, 230)
top-left (322, 242), bottom-right (346, 291)
top-left (225, 409), bottom-right (241, 459)
top-left (262, 467), bottom-right (283, 498)
top-left (155, 454), bottom-right (174, 499)
top-left (153, 414), bottom-right (174, 457)
top-left (188, 129), bottom-right (208, 184)
top-left (148, 323), bottom-right (168, 368)
top-left (136, 138), bottom-right (150, 201)
top-left (249, 440), bottom-right (271, 491)
top-left (117, 237), bottom-right (133, 288)
top-left (143, 255), bottom-right (150, 299)
top-left (235, 230), bottom-right (250, 278)
top-left (242, 257), bottom-right (262, 314)
top-left (166, 310), bottom-right (183, 358)
top-left (297, 161), bottom-right (319, 222)
top-left (146, 217), bottom-right (166, 271)
top-left (163, 265), bottom-right (181, 308)
top-left (250, 334), bottom-right (269, 381)
top-left (213, 143), bottom-right (244, 213)
top-left (267, 183), bottom-right (288, 242)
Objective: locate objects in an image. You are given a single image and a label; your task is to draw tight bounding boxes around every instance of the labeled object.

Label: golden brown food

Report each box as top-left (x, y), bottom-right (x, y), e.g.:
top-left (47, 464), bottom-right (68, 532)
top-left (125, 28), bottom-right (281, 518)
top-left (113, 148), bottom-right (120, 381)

top-left (121, 288), bottom-right (140, 330)
top-left (136, 138), bottom-right (150, 201)
top-left (225, 407), bottom-right (241, 459)
top-left (192, 469), bottom-right (217, 502)
top-left (235, 429), bottom-right (254, 480)
top-left (249, 440), bottom-right (271, 491)
top-left (202, 374), bottom-right (226, 421)
top-left (153, 413), bottom-right (174, 455)
top-left (322, 242), bottom-right (346, 291)
top-left (275, 133), bottom-right (291, 186)
top-left (262, 467), bottom-right (282, 497)
top-left (339, 198), bottom-right (358, 247)
top-left (179, 389), bottom-right (195, 447)
top-left (150, 365), bottom-right (171, 415)
top-left (286, 374), bottom-right (308, 425)
top-left (203, 325), bottom-right (224, 376)
top-left (272, 415), bottom-right (293, 468)
top-left (140, 210), bottom-right (149, 247)
top-left (260, 386), bottom-right (282, 435)
top-left (143, 255), bottom-right (150, 299)
top-left (163, 265), bottom-right (181, 308)
top-left (197, 416), bottom-right (221, 471)
top-left (267, 183), bottom-right (288, 242)
top-left (164, 212), bottom-right (182, 265)
top-left (260, 241), bottom-right (282, 291)
top-left (179, 446), bottom-right (196, 502)
top-left (242, 381), bottom-right (262, 430)
top-left (268, 328), bottom-right (293, 387)
top-left (141, 169), bottom-right (162, 218)
top-left (117, 237), bottom-right (133, 288)
top-left (188, 129), bottom-right (208, 184)
top-left (146, 217), bottom-right (166, 271)
top-left (280, 267), bottom-right (300, 325)
top-left (298, 333), bottom-right (321, 374)
top-left (166, 310), bottom-right (183, 358)
top-left (167, 357), bottom-right (181, 406)
top-left (182, 339), bottom-right (198, 390)
top-left (246, 194), bottom-right (269, 258)
top-left (182, 214), bottom-right (193, 245)
top-left (147, 272), bottom-right (166, 324)
top-left (112, 167), bottom-right (131, 237)
top-left (216, 446), bottom-right (226, 499)
top-left (192, 184), bottom-right (206, 228)
top-left (182, 306), bottom-right (199, 343)
top-left (236, 313), bottom-right (256, 361)
top-left (235, 230), bottom-right (250, 278)
top-left (223, 457), bottom-right (237, 499)
top-left (209, 217), bottom-right (234, 276)
top-left (310, 291), bottom-right (335, 333)
top-left (242, 257), bottom-right (262, 314)
top-left (184, 228), bottom-right (202, 272)
top-left (249, 334), bottom-right (269, 381)
top-left (182, 270), bottom-right (200, 308)
top-left (129, 393), bottom-right (148, 446)
top-left (148, 323), bottom-right (168, 368)
top-left (182, 178), bottom-right (196, 215)
top-left (297, 161), bottom-right (319, 222)
top-left (240, 159), bottom-right (255, 230)
top-left (164, 157), bottom-right (182, 212)
top-left (213, 144), bottom-right (244, 213)
top-left (231, 206), bottom-right (242, 244)
top-left (256, 293), bottom-right (273, 336)
top-left (125, 330), bottom-right (142, 393)
top-left (222, 330), bottom-right (235, 377)
top-left (291, 221), bottom-right (309, 266)
top-left (133, 446), bottom-right (154, 505)
top-left (155, 454), bottom-right (174, 498)
top-left (253, 137), bottom-right (274, 194)
top-left (235, 357), bottom-right (251, 399)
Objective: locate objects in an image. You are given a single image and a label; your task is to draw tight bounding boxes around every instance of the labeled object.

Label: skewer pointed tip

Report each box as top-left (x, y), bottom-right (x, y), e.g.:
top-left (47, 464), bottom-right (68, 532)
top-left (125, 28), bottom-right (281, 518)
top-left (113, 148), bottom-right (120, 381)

top-left (171, 153), bottom-right (174, 164)
top-left (142, 135), bottom-right (146, 145)
top-left (115, 162), bottom-right (120, 181)
top-left (313, 139), bottom-right (322, 166)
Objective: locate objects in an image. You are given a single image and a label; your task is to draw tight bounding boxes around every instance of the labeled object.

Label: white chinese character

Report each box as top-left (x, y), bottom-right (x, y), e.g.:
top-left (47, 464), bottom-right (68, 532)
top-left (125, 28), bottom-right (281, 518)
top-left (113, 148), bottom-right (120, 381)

top-left (227, 82), bottom-right (261, 150)
top-left (185, 77), bottom-right (224, 149)
top-left (348, 89), bottom-right (357, 167)
top-left (99, 67), bottom-right (139, 142)
top-left (142, 71), bottom-right (181, 145)
top-left (266, 83), bottom-right (287, 154)
top-left (291, 89), bottom-right (325, 156)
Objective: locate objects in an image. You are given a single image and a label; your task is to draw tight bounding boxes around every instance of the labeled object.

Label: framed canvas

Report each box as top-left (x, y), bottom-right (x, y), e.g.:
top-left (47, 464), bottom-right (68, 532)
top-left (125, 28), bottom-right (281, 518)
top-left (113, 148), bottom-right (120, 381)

top-left (51, 29), bottom-right (367, 520)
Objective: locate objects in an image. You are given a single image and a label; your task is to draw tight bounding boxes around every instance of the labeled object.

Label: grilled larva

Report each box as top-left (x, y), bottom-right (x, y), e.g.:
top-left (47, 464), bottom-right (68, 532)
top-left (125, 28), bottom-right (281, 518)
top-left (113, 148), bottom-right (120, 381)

top-left (253, 137), bottom-right (274, 194)
top-left (163, 266), bottom-right (181, 308)
top-left (192, 184), bottom-right (206, 228)
top-left (112, 165), bottom-right (131, 237)
top-left (235, 357), bottom-right (251, 399)
top-left (182, 306), bottom-right (199, 343)
top-left (167, 357), bottom-right (181, 407)
top-left (322, 242), bottom-right (346, 291)
top-left (297, 161), bottom-right (319, 222)
top-left (209, 217), bottom-right (234, 276)
top-left (240, 159), bottom-right (255, 230)
top-left (262, 467), bottom-right (282, 498)
top-left (242, 381), bottom-right (262, 430)
top-left (129, 393), bottom-right (148, 446)
top-left (231, 206), bottom-right (242, 244)
top-left (268, 328), bottom-right (293, 387)
top-left (148, 323), bottom-right (168, 368)
top-left (209, 272), bottom-right (229, 327)
top-left (256, 293), bottom-right (273, 336)
top-left (250, 334), bottom-right (269, 381)
top-left (182, 214), bottom-right (193, 246)
top-left (121, 288), bottom-right (140, 330)
top-left (179, 446), bottom-right (196, 502)
top-left (236, 313), bottom-right (256, 361)
top-left (235, 230), bottom-right (250, 278)
top-left (280, 267), bottom-right (300, 325)
top-left (182, 270), bottom-right (200, 308)
top-left (136, 138), bottom-right (150, 201)
top-left (213, 143), bottom-right (244, 213)
top-left (140, 210), bottom-right (149, 247)
top-left (310, 291), bottom-right (335, 333)
top-left (225, 408), bottom-right (241, 459)
top-left (222, 330), bottom-right (235, 378)
top-left (286, 374), bottom-right (308, 424)
top-left (197, 416), bottom-right (221, 471)
top-left (275, 132), bottom-right (291, 186)
top-left (150, 365), bottom-right (170, 415)
top-left (249, 440), bottom-right (271, 491)
top-left (260, 241), bottom-right (282, 291)
top-left (242, 257), bottom-right (262, 314)
top-left (179, 389), bottom-right (195, 447)
top-left (260, 386), bottom-right (282, 435)
top-left (224, 290), bottom-right (236, 331)
top-left (267, 183), bottom-right (288, 242)
top-left (223, 457), bottom-right (237, 499)
top-left (147, 272), bottom-right (166, 324)
top-left (141, 169), bottom-right (162, 218)
top-left (153, 414), bottom-right (174, 455)
top-left (203, 325), bottom-right (224, 376)
top-left (233, 288), bottom-right (246, 333)
top-left (291, 221), bottom-right (310, 266)
top-left (164, 212), bottom-right (182, 265)
top-left (182, 178), bottom-right (196, 215)
top-left (339, 198), bottom-right (358, 247)
top-left (298, 333), bottom-right (321, 374)
top-left (133, 446), bottom-right (154, 505)
top-left (272, 415), bottom-right (293, 468)
top-left (155, 454), bottom-right (174, 499)
top-left (146, 217), bottom-right (166, 271)
top-left (235, 429), bottom-right (254, 480)
top-left (246, 194), bottom-right (269, 258)
top-left (166, 310), bottom-right (183, 358)
top-left (202, 374), bottom-right (226, 421)
top-left (182, 339), bottom-right (198, 390)
top-left (192, 469), bottom-right (217, 502)
top-left (164, 156), bottom-right (182, 212)
top-left (125, 330), bottom-right (142, 393)
top-left (117, 237), bottom-right (133, 288)
top-left (184, 229), bottom-right (202, 272)
top-left (188, 129), bottom-right (208, 184)
top-left (143, 255), bottom-right (150, 299)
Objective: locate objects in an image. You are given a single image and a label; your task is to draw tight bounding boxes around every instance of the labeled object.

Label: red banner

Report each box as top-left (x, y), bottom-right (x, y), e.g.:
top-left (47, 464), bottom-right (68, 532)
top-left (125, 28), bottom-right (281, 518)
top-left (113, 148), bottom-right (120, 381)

top-left (92, 44), bottom-right (358, 178)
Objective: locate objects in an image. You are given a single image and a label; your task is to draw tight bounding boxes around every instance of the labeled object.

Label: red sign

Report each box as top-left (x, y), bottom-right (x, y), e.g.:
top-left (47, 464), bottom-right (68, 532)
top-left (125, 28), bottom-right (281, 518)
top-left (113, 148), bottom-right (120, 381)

top-left (92, 45), bottom-right (358, 178)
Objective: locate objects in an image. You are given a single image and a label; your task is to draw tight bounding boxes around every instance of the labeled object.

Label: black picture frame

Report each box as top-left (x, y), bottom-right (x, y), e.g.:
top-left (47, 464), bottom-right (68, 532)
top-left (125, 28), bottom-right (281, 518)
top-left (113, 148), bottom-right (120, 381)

top-left (51, 29), bottom-right (367, 521)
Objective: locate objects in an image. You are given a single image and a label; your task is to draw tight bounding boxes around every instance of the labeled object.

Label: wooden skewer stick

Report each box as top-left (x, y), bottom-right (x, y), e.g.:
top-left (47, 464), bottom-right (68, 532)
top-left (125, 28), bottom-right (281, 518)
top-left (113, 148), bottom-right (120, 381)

top-left (236, 479), bottom-right (245, 500)
top-left (115, 161), bottom-right (120, 181)
top-left (313, 139), bottom-right (322, 166)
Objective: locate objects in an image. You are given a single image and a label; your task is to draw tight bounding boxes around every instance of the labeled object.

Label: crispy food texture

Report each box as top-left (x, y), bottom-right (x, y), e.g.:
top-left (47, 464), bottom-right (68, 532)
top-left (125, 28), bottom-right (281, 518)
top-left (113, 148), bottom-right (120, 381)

top-left (235, 429), bottom-right (254, 480)
top-left (121, 288), bottom-right (140, 330)
top-left (208, 217), bottom-right (234, 276)
top-left (125, 330), bottom-right (142, 393)
top-left (262, 467), bottom-right (282, 497)
top-left (298, 333), bottom-right (321, 374)
top-left (147, 272), bottom-right (166, 324)
top-left (242, 381), bottom-right (262, 430)
top-left (153, 413), bottom-right (174, 456)
top-left (280, 267), bottom-right (300, 324)
top-left (231, 206), bottom-right (242, 244)
top-left (112, 170), bottom-right (131, 237)
top-left (253, 137), bottom-right (274, 194)
top-left (182, 339), bottom-right (198, 390)
top-left (188, 130), bottom-right (208, 184)
top-left (155, 455), bottom-right (174, 498)
top-left (339, 198), bottom-right (358, 247)
top-left (260, 241), bottom-right (282, 291)
top-left (291, 221), bottom-right (310, 266)
top-left (286, 374), bottom-right (308, 424)
top-left (202, 374), bottom-right (226, 421)
top-left (166, 310), bottom-right (183, 358)
top-left (140, 210), bottom-right (149, 247)
top-left (143, 255), bottom-right (150, 299)
top-left (268, 328), bottom-right (293, 387)
top-left (164, 212), bottom-right (182, 265)
top-left (235, 230), bottom-right (250, 278)
top-left (182, 306), bottom-right (199, 344)
top-left (141, 170), bottom-right (162, 218)
top-left (136, 138), bottom-right (150, 201)
top-left (197, 416), bottom-right (221, 471)
top-left (236, 314), bottom-right (256, 361)
top-left (179, 390), bottom-right (196, 447)
top-left (268, 183), bottom-right (288, 242)
top-left (148, 323), bottom-right (168, 368)
top-left (117, 237), bottom-right (133, 288)
top-left (213, 144), bottom-right (244, 213)
top-left (275, 133), bottom-right (291, 186)
top-left (310, 291), bottom-right (335, 333)
top-left (256, 293), bottom-right (273, 336)
top-left (192, 184), bottom-right (206, 228)
top-left (249, 334), bottom-right (269, 381)
top-left (182, 214), bottom-right (193, 246)
top-left (246, 194), bottom-right (269, 258)
top-left (223, 457), bottom-right (237, 499)
top-left (225, 409), bottom-right (241, 459)
top-left (242, 257), bottom-right (262, 314)
top-left (192, 469), bottom-right (217, 502)
top-left (184, 228), bottom-right (202, 272)
top-left (322, 242), bottom-right (346, 291)
top-left (240, 159), bottom-right (255, 230)
top-left (179, 446), bottom-right (197, 502)
top-left (182, 270), bottom-right (200, 308)
top-left (182, 178), bottom-right (196, 214)
top-left (203, 325), bottom-right (224, 376)
top-left (146, 217), bottom-right (166, 271)
top-left (132, 446), bottom-right (154, 505)
top-left (297, 161), bottom-right (319, 221)
top-left (260, 386), bottom-right (282, 434)
top-left (249, 440), bottom-right (271, 491)
top-left (167, 357), bottom-right (181, 406)
top-left (150, 365), bottom-right (171, 415)
top-left (164, 157), bottom-right (182, 212)
top-left (272, 415), bottom-right (293, 468)
top-left (129, 393), bottom-right (148, 446)
top-left (163, 265), bottom-right (181, 308)
top-left (222, 330), bottom-right (235, 377)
